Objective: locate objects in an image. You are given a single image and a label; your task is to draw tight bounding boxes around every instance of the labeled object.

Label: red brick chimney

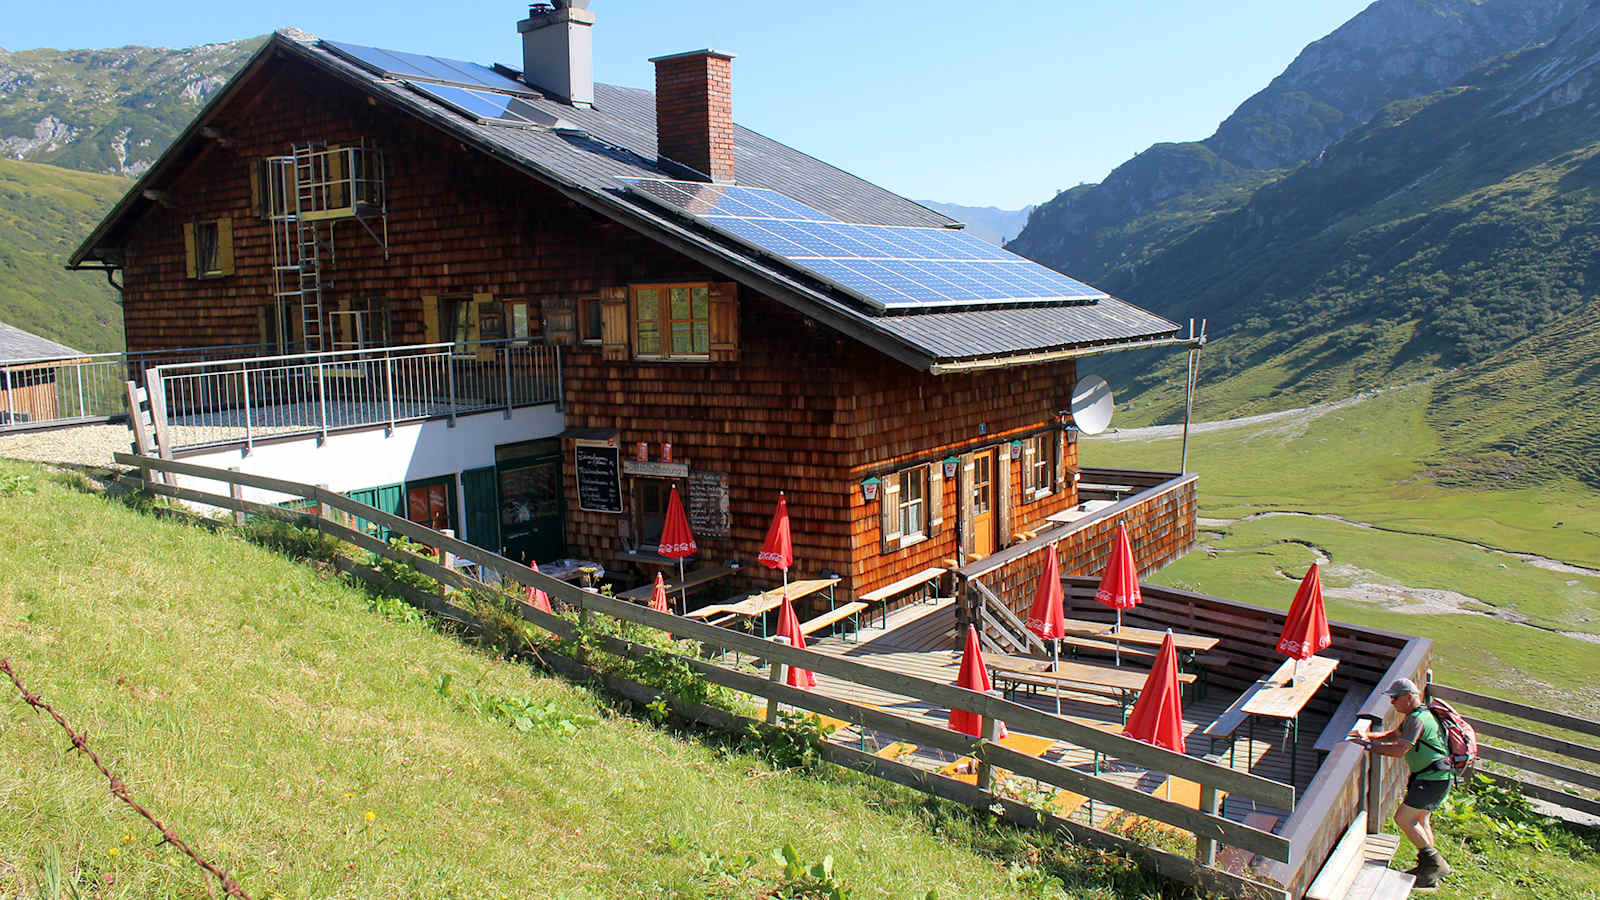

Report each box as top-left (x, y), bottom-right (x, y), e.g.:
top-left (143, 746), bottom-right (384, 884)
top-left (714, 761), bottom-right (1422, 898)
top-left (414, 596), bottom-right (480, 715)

top-left (650, 49), bottom-right (737, 183)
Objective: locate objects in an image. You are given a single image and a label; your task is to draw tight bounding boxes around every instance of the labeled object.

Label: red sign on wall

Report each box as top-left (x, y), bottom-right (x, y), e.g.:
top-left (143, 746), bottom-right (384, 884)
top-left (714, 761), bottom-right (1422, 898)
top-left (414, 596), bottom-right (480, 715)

top-left (635, 442), bottom-right (649, 462)
top-left (662, 442), bottom-right (673, 462)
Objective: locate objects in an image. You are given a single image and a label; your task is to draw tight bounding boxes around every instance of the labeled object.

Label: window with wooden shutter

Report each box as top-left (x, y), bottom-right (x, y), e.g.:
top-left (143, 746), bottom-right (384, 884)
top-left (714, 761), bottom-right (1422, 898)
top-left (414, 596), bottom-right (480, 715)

top-left (996, 451), bottom-right (1012, 548)
top-left (879, 475), bottom-right (900, 554)
top-left (1021, 440), bottom-right (1035, 497)
top-left (709, 281), bottom-right (739, 362)
top-left (472, 293), bottom-right (495, 361)
top-left (628, 282), bottom-right (715, 361)
top-left (927, 463), bottom-right (943, 536)
top-left (599, 286), bottom-right (629, 361)
top-left (183, 218), bottom-right (232, 279)
top-left (1029, 433), bottom-right (1053, 499)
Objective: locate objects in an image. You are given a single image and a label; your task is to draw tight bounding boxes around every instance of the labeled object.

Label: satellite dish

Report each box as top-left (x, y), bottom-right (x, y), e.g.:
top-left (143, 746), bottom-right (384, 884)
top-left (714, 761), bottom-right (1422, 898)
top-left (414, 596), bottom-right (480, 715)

top-left (1070, 375), bottom-right (1114, 435)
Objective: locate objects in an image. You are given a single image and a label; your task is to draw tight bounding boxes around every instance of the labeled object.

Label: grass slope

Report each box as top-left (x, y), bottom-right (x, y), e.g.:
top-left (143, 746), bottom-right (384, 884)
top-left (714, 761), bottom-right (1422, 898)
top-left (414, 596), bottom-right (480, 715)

top-left (1081, 382), bottom-right (1600, 714)
top-left (0, 158), bottom-right (129, 351)
top-left (0, 461), bottom-right (1183, 900)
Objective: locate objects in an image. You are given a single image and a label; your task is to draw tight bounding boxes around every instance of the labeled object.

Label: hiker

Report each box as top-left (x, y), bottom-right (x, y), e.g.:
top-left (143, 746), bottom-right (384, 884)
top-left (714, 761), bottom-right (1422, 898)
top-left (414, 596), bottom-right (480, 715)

top-left (1350, 678), bottom-right (1454, 888)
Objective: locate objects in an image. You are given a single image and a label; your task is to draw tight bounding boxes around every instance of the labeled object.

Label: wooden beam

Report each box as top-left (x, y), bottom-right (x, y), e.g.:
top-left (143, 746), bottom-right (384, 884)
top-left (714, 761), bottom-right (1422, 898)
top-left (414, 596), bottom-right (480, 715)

top-left (1430, 684), bottom-right (1600, 739)
top-left (1466, 716), bottom-right (1600, 765)
top-left (1478, 744), bottom-right (1600, 792)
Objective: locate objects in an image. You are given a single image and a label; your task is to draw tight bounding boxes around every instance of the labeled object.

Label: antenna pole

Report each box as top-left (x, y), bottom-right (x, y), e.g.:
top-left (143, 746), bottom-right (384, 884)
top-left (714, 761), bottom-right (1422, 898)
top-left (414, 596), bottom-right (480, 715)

top-left (1180, 319), bottom-right (1205, 474)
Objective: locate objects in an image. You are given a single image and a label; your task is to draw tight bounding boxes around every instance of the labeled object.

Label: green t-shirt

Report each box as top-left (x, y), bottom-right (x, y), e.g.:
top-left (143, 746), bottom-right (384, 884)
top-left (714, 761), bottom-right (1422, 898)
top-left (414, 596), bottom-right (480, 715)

top-left (1400, 708), bottom-right (1452, 781)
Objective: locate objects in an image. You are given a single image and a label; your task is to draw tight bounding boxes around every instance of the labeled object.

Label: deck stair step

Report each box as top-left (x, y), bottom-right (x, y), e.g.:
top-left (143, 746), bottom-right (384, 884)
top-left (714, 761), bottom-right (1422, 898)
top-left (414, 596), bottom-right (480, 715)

top-left (1308, 817), bottom-right (1413, 900)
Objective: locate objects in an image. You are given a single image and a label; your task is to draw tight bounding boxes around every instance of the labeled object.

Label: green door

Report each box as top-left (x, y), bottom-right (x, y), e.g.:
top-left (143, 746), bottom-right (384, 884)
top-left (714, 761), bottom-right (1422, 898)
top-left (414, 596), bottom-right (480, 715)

top-left (497, 453), bottom-right (563, 564)
top-left (461, 466), bottom-right (501, 553)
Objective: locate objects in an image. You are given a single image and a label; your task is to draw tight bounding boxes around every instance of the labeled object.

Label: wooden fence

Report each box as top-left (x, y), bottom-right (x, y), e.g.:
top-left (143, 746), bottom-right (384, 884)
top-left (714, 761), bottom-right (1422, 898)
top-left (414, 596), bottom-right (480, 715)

top-left (1428, 682), bottom-right (1600, 819)
top-left (116, 451), bottom-right (1303, 899)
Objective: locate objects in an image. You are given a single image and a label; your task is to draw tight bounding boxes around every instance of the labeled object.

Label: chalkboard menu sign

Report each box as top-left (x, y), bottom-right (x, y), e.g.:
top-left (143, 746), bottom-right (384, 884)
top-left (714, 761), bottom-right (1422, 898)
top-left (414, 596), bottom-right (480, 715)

top-left (574, 442), bottom-right (622, 513)
top-left (688, 470), bottom-right (731, 538)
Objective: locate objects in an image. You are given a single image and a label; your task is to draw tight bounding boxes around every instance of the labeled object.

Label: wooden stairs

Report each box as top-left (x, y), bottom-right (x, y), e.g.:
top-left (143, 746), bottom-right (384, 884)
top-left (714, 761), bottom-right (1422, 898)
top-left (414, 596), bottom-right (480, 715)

top-left (1305, 813), bottom-right (1415, 900)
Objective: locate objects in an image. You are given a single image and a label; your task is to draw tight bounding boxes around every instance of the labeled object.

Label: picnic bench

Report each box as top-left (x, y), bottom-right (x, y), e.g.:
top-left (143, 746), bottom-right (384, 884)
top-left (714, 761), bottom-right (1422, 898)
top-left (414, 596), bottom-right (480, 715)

top-left (685, 576), bottom-right (840, 637)
top-left (799, 601), bottom-right (869, 642)
top-left (858, 566), bottom-right (946, 628)
top-left (1055, 632), bottom-right (1229, 700)
top-left (988, 654), bottom-right (1195, 721)
top-left (616, 564), bottom-right (736, 604)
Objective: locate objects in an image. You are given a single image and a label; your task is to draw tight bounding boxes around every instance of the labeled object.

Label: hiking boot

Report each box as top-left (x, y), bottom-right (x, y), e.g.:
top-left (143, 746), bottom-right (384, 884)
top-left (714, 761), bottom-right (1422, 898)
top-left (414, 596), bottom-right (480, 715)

top-left (1412, 848), bottom-right (1451, 888)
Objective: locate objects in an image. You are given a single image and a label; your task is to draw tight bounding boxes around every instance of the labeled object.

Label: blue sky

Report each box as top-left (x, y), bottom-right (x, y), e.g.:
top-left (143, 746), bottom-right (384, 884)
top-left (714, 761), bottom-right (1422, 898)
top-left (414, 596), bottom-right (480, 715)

top-left (8, 1), bottom-right (1375, 208)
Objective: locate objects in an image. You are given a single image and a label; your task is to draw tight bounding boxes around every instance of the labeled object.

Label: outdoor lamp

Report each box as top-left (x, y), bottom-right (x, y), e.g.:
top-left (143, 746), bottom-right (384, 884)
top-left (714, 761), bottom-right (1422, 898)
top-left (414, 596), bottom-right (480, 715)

top-left (860, 476), bottom-right (881, 502)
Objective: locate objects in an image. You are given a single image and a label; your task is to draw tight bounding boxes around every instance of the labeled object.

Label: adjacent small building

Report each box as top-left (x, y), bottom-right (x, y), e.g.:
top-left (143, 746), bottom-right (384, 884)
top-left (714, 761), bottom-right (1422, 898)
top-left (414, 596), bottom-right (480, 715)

top-left (70, 9), bottom-right (1199, 606)
top-left (0, 321), bottom-right (84, 427)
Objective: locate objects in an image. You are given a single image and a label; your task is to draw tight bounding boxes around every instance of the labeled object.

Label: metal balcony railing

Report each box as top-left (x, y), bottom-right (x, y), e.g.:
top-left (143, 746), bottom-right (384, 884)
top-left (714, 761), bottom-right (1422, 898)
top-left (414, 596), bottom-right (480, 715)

top-left (148, 339), bottom-right (562, 452)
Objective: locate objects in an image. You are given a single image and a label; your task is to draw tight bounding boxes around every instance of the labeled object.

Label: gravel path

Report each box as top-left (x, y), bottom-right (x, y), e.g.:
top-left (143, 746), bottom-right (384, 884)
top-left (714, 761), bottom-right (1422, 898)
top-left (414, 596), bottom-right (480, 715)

top-left (0, 423), bottom-right (135, 470)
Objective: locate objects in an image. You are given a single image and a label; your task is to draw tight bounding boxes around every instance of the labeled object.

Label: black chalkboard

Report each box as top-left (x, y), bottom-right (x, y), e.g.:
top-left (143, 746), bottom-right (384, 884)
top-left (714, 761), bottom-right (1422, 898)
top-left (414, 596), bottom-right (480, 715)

top-left (574, 443), bottom-right (622, 513)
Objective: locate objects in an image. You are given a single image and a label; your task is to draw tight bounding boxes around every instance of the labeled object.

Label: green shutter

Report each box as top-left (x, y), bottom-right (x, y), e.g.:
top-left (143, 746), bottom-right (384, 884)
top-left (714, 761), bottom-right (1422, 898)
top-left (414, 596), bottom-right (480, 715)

top-left (461, 466), bottom-right (501, 552)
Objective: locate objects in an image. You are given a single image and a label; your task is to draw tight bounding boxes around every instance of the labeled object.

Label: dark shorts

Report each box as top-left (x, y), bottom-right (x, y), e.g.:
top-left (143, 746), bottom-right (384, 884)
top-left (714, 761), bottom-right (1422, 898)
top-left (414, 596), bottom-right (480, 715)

top-left (1403, 774), bottom-right (1452, 811)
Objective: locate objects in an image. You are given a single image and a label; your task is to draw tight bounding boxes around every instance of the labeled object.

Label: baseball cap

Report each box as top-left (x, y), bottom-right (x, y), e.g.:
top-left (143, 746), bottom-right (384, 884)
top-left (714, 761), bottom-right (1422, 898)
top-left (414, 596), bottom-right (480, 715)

top-left (1386, 678), bottom-right (1421, 697)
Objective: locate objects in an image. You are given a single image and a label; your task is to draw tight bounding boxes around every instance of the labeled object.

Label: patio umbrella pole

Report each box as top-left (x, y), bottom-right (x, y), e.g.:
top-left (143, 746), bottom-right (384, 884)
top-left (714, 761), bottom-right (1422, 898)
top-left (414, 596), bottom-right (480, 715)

top-left (678, 557), bottom-right (686, 615)
top-left (1114, 609), bottom-right (1122, 666)
top-left (1053, 638), bottom-right (1061, 715)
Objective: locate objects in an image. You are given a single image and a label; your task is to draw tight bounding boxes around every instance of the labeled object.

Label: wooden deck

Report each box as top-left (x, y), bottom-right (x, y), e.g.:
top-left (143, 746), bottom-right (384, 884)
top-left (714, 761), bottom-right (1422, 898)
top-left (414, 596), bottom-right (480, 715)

top-left (801, 600), bottom-right (1340, 840)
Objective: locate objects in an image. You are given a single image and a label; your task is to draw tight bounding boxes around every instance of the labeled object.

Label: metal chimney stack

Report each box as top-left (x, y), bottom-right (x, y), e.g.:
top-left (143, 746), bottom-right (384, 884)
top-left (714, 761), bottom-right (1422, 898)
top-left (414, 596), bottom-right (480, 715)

top-left (517, 1), bottom-right (594, 107)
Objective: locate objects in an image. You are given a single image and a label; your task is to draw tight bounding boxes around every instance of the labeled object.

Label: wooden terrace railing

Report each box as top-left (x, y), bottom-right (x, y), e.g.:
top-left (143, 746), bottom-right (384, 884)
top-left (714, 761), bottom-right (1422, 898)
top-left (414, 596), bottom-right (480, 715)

top-left (116, 452), bottom-right (1297, 900)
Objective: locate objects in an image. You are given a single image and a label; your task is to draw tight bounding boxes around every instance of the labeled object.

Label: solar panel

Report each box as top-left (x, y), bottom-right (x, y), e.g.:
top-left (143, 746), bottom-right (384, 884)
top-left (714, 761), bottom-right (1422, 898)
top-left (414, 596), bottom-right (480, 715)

top-left (404, 82), bottom-right (569, 129)
top-left (324, 40), bottom-right (528, 94)
top-left (620, 178), bottom-right (1106, 310)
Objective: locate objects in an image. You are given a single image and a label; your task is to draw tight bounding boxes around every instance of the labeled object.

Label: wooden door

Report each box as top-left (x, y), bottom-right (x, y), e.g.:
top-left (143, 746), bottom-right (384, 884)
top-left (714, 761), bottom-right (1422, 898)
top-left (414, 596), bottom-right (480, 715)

top-left (971, 449), bottom-right (996, 556)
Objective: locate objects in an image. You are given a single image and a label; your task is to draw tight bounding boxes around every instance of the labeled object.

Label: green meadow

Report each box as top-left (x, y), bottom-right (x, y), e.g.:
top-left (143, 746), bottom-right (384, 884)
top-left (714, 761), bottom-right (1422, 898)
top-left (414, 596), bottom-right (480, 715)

top-left (1081, 379), bottom-right (1600, 715)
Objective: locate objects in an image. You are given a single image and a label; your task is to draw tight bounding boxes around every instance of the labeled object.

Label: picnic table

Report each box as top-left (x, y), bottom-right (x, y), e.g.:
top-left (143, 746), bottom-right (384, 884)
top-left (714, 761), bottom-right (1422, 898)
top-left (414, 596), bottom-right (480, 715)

top-left (539, 558), bottom-right (606, 586)
top-left (615, 563), bottom-right (737, 610)
top-left (1239, 655), bottom-right (1338, 786)
top-left (685, 577), bottom-right (840, 637)
top-left (1054, 617), bottom-right (1224, 697)
top-left (987, 653), bottom-right (1195, 721)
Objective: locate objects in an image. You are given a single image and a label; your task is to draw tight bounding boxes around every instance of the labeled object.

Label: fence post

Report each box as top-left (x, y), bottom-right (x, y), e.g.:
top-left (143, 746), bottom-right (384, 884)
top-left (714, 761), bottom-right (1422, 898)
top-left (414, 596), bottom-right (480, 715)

top-left (1197, 782), bottom-right (1219, 865)
top-left (3, 366), bottom-right (13, 424)
top-left (977, 712), bottom-right (1000, 792)
top-left (229, 467), bottom-right (246, 526)
top-left (503, 343), bottom-right (514, 419)
top-left (765, 635), bottom-right (791, 725)
top-left (316, 359), bottom-right (329, 445)
top-left (75, 363), bottom-right (87, 419)
top-left (240, 364), bottom-right (254, 453)
top-left (554, 345), bottom-right (563, 411)
top-left (1366, 747), bottom-right (1383, 834)
top-left (439, 528), bottom-right (456, 571)
top-left (384, 351), bottom-right (397, 435)
top-left (445, 350), bottom-right (457, 427)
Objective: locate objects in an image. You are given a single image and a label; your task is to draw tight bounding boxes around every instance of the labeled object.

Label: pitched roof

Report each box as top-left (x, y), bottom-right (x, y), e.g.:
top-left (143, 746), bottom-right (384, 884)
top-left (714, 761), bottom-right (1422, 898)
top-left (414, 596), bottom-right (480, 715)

top-left (72, 30), bottom-right (1188, 371)
top-left (0, 321), bottom-right (82, 362)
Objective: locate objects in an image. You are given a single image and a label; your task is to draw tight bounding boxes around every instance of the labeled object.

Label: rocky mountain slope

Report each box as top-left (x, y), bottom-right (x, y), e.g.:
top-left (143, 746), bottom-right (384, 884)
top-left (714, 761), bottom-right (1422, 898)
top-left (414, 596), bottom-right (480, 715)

top-left (1009, 0), bottom-right (1585, 286)
top-left (921, 201), bottom-right (1034, 246)
top-left (0, 38), bottom-right (260, 176)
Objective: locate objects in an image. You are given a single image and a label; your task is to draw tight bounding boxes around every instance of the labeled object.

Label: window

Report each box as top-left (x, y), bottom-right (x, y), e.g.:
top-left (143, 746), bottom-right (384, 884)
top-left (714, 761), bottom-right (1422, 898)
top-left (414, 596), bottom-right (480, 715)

top-left (578, 297), bottom-right (604, 344)
top-left (506, 299), bottom-right (533, 345)
top-left (442, 297), bottom-right (474, 345)
top-left (632, 284), bottom-right (710, 359)
top-left (1028, 432), bottom-right (1054, 499)
top-left (183, 217), bottom-right (233, 278)
top-left (898, 467), bottom-right (925, 541)
top-left (405, 476), bottom-right (457, 533)
top-left (330, 298), bottom-right (391, 351)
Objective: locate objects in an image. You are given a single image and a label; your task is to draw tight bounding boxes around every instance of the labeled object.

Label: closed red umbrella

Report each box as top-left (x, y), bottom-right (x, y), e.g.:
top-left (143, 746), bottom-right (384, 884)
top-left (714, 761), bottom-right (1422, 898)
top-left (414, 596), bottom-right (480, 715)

top-left (1122, 630), bottom-right (1186, 754)
top-left (648, 572), bottom-right (670, 614)
top-left (524, 561), bottom-right (552, 615)
top-left (949, 625), bottom-right (1006, 739)
top-left (774, 590), bottom-right (815, 689)
top-left (658, 484), bottom-right (697, 613)
top-left (757, 492), bottom-right (794, 593)
top-left (1095, 523), bottom-right (1143, 664)
top-left (1025, 543), bottom-right (1068, 713)
top-left (1278, 563), bottom-right (1331, 685)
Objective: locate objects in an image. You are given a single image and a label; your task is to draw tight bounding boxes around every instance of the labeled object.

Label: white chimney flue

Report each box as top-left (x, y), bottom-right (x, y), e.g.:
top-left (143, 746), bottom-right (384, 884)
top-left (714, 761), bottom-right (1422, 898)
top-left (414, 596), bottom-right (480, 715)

top-left (518, 2), bottom-right (594, 107)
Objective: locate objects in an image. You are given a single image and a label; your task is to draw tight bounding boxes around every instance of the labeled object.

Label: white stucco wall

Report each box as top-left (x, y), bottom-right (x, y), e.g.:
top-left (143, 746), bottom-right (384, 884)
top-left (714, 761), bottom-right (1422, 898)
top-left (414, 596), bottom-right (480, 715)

top-left (169, 405), bottom-right (565, 519)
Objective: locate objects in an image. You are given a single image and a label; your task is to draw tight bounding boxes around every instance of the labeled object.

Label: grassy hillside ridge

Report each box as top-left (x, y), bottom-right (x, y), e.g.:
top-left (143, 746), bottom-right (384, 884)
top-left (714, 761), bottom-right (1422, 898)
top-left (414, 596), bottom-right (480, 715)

top-left (0, 460), bottom-right (1180, 900)
top-left (0, 157), bottom-right (128, 351)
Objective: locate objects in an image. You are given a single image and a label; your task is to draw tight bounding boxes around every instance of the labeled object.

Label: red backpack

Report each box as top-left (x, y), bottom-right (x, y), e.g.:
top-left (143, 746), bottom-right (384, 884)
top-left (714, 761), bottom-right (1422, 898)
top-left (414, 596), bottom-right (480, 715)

top-left (1423, 697), bottom-right (1478, 778)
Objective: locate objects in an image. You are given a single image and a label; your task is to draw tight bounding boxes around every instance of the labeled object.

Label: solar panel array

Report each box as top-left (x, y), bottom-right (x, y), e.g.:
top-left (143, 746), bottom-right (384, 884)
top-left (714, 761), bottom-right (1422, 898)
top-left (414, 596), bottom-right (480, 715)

top-left (622, 179), bottom-right (1104, 311)
top-left (324, 40), bottom-right (526, 93)
top-left (405, 81), bottom-right (567, 128)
